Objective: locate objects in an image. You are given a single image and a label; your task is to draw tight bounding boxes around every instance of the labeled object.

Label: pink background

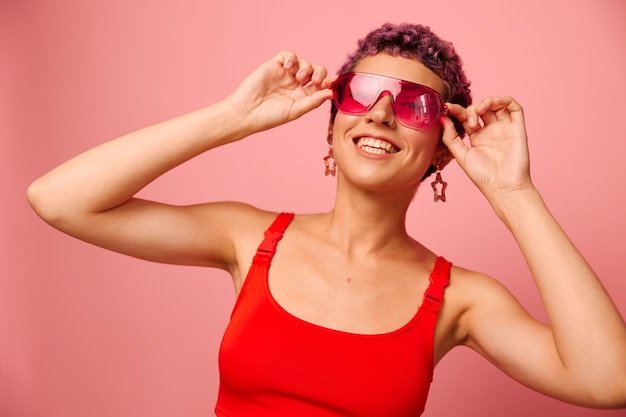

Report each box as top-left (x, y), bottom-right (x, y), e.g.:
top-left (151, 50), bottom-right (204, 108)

top-left (2, 0), bottom-right (625, 416)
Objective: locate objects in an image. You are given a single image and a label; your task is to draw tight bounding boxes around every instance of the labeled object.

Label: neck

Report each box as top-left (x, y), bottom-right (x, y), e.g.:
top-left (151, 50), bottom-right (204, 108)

top-left (324, 176), bottom-right (419, 257)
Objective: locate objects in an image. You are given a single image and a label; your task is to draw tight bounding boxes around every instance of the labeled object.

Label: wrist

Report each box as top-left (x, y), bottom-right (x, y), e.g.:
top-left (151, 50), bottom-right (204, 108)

top-left (488, 184), bottom-right (544, 225)
top-left (196, 99), bottom-right (255, 147)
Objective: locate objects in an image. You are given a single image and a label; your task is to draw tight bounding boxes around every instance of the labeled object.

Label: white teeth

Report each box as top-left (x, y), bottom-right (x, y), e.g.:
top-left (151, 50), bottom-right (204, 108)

top-left (355, 137), bottom-right (398, 154)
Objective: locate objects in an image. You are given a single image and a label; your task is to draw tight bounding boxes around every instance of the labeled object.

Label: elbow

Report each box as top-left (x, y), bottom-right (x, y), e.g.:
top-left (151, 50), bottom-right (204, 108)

top-left (577, 378), bottom-right (626, 409)
top-left (27, 178), bottom-right (47, 218)
top-left (26, 177), bottom-right (67, 226)
top-left (590, 391), bottom-right (626, 410)
top-left (612, 380), bottom-right (626, 409)
top-left (602, 361), bottom-right (626, 409)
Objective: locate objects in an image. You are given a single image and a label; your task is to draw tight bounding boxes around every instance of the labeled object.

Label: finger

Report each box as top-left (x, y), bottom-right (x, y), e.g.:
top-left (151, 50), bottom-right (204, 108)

top-left (473, 97), bottom-right (499, 125)
top-left (440, 115), bottom-right (469, 165)
top-left (310, 65), bottom-right (329, 86)
top-left (303, 75), bottom-right (335, 100)
top-left (477, 96), bottom-right (514, 123)
top-left (290, 87), bottom-right (335, 119)
top-left (446, 103), bottom-right (481, 136)
top-left (278, 51), bottom-right (301, 76)
top-left (493, 97), bottom-right (514, 121)
top-left (320, 73), bottom-right (338, 89)
top-left (294, 59), bottom-right (315, 84)
top-left (303, 80), bottom-right (334, 99)
top-left (504, 96), bottom-right (525, 124)
top-left (445, 102), bottom-right (467, 120)
top-left (303, 67), bottom-right (335, 97)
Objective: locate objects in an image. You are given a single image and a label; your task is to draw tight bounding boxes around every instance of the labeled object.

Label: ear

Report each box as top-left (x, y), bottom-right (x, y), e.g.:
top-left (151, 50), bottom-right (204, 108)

top-left (431, 141), bottom-right (454, 170)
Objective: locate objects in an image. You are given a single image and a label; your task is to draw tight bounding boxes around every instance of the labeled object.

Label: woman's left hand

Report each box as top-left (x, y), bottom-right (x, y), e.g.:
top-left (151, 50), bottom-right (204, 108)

top-left (441, 96), bottom-right (534, 203)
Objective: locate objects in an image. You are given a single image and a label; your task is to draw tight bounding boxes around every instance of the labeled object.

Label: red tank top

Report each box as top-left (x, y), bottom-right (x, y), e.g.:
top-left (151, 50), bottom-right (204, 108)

top-left (216, 213), bottom-right (451, 417)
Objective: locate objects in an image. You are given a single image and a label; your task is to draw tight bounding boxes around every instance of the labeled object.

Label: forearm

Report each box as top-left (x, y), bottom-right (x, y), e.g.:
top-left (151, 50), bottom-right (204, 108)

top-left (28, 100), bottom-right (246, 222)
top-left (494, 187), bottom-right (626, 398)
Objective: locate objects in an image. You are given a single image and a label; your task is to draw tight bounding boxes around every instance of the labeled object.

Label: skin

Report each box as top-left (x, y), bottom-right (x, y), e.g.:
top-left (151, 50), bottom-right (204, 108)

top-left (27, 50), bottom-right (626, 409)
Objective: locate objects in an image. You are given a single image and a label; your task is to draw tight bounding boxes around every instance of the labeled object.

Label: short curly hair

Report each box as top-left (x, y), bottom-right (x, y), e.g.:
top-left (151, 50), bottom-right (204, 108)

top-left (331, 23), bottom-right (472, 178)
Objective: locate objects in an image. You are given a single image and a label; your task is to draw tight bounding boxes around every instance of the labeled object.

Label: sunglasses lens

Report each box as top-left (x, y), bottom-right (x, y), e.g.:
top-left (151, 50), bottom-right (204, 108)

top-left (395, 88), bottom-right (442, 128)
top-left (334, 74), bottom-right (375, 114)
top-left (333, 72), bottom-right (444, 129)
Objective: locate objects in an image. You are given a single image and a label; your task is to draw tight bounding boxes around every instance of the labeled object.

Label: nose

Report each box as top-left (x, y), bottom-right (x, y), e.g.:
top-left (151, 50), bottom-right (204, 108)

top-left (365, 91), bottom-right (395, 127)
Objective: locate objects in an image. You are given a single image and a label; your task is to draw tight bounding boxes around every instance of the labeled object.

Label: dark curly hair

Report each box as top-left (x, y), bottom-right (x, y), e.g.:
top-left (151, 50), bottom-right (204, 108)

top-left (331, 23), bottom-right (472, 178)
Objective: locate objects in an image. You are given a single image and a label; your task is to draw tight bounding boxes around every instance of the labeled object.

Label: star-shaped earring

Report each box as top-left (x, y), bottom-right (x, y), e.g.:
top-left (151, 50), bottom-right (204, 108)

top-left (430, 166), bottom-right (447, 202)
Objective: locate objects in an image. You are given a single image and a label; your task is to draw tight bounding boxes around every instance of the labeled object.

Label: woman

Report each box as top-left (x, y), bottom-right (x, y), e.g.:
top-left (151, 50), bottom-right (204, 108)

top-left (27, 23), bottom-right (626, 416)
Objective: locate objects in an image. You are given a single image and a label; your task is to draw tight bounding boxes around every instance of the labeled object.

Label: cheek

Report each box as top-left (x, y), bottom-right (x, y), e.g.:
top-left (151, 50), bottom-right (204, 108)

top-left (407, 125), bottom-right (442, 149)
top-left (429, 122), bottom-right (444, 141)
top-left (426, 125), bottom-right (446, 153)
top-left (330, 114), bottom-right (361, 146)
top-left (332, 112), bottom-right (354, 131)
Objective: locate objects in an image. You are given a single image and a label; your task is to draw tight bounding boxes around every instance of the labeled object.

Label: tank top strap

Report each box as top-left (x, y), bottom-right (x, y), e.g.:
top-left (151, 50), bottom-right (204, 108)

top-left (422, 256), bottom-right (452, 311)
top-left (253, 212), bottom-right (295, 263)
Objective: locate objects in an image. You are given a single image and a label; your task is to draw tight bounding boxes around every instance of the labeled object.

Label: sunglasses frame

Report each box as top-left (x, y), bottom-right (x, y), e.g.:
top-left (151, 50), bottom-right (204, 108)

top-left (331, 72), bottom-right (448, 130)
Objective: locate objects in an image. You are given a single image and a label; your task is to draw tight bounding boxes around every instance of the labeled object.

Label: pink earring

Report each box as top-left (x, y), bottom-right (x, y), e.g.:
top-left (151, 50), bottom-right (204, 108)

top-left (324, 146), bottom-right (336, 176)
top-left (430, 162), bottom-right (447, 202)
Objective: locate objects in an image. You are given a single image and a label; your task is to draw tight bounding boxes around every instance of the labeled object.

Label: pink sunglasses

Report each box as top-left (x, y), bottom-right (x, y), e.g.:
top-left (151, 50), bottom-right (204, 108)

top-left (332, 72), bottom-right (447, 129)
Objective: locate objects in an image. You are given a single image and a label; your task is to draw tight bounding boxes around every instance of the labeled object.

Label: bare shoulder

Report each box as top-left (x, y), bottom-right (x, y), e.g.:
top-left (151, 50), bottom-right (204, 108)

top-left (206, 202), bottom-right (284, 285)
top-left (440, 261), bottom-right (552, 367)
top-left (447, 264), bottom-right (514, 309)
top-left (435, 264), bottom-right (522, 362)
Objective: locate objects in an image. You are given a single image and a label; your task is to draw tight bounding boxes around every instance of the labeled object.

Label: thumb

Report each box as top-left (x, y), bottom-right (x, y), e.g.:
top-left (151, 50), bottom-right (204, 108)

top-left (440, 116), bottom-right (468, 167)
top-left (290, 88), bottom-right (334, 120)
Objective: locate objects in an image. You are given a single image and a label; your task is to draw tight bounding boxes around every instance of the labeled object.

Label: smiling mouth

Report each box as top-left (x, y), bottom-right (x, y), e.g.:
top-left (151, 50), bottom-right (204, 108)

top-left (355, 137), bottom-right (399, 155)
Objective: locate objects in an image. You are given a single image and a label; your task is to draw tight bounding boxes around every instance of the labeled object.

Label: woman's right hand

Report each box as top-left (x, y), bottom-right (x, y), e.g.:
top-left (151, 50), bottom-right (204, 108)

top-left (225, 51), bottom-right (336, 135)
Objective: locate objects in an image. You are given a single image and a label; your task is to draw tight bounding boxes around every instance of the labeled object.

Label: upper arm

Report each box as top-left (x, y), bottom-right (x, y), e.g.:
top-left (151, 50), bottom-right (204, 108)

top-left (452, 270), bottom-right (581, 404)
top-left (39, 197), bottom-right (271, 271)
